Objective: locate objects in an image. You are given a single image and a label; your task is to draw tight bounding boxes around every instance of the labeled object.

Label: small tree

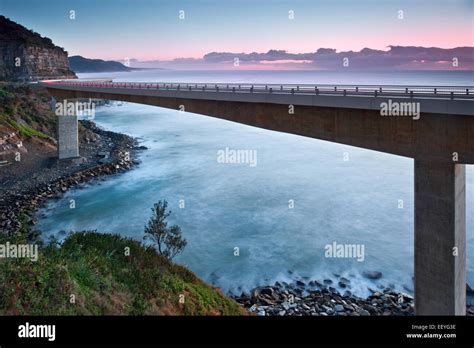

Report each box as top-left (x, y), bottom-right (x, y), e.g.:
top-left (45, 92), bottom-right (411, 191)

top-left (144, 200), bottom-right (187, 260)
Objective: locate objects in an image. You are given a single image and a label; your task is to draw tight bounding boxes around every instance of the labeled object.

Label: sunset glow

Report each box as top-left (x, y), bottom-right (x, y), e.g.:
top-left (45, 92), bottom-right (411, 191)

top-left (1, 0), bottom-right (472, 62)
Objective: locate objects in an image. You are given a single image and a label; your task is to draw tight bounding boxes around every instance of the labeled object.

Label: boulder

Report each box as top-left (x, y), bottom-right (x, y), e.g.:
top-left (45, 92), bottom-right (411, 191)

top-left (362, 271), bottom-right (383, 280)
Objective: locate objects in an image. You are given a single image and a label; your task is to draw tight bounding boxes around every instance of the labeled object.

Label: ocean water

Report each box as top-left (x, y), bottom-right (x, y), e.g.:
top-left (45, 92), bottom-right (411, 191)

top-left (79, 69), bottom-right (474, 86)
top-left (36, 70), bottom-right (474, 297)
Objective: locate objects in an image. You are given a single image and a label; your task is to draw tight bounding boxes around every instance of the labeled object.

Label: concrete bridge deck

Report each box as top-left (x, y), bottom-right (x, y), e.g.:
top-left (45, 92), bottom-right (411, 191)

top-left (41, 80), bottom-right (474, 315)
top-left (44, 80), bottom-right (474, 113)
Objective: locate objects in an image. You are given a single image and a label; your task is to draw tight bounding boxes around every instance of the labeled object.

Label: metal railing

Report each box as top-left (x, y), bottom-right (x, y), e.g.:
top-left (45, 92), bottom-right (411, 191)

top-left (43, 80), bottom-right (474, 100)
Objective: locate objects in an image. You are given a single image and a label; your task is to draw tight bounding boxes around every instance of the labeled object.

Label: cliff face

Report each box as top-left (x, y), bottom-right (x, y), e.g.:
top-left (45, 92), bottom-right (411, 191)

top-left (0, 16), bottom-right (76, 81)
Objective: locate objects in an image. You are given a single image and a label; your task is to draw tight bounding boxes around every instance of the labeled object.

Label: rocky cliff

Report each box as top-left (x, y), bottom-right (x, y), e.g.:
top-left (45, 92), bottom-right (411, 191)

top-left (0, 16), bottom-right (76, 81)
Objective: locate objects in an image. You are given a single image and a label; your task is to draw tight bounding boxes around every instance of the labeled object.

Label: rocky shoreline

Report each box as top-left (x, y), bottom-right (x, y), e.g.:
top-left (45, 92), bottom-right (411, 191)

top-left (2, 116), bottom-right (473, 317)
top-left (0, 120), bottom-right (146, 237)
top-left (233, 279), bottom-right (474, 316)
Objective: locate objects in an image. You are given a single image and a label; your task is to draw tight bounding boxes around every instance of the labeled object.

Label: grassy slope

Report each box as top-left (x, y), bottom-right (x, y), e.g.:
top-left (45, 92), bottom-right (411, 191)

top-left (0, 232), bottom-right (245, 315)
top-left (0, 84), bottom-right (244, 316)
top-left (0, 82), bottom-right (55, 139)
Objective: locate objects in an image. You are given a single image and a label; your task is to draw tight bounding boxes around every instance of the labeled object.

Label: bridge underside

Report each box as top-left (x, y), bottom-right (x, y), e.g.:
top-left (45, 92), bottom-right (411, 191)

top-left (48, 88), bottom-right (474, 164)
top-left (47, 87), bottom-right (473, 315)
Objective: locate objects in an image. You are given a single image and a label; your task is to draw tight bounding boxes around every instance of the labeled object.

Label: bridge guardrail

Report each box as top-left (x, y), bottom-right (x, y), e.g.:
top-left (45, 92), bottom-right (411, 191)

top-left (42, 81), bottom-right (474, 100)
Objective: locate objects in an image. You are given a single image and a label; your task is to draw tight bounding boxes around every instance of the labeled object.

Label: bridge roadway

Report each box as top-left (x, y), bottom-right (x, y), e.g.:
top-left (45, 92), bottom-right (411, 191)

top-left (42, 80), bottom-right (474, 315)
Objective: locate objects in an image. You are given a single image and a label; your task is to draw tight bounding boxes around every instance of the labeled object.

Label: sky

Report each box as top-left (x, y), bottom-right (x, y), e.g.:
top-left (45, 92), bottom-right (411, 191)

top-left (1, 0), bottom-right (473, 61)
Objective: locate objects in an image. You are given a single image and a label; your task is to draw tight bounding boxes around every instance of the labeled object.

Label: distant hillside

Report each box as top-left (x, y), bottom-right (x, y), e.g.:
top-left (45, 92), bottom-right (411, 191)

top-left (69, 55), bottom-right (133, 73)
top-left (0, 16), bottom-right (76, 81)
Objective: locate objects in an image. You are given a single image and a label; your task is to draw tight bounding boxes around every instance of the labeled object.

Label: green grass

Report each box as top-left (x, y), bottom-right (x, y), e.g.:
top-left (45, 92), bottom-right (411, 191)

top-left (6, 119), bottom-right (49, 138)
top-left (0, 82), bottom-right (56, 139)
top-left (0, 232), bottom-right (245, 316)
top-left (0, 85), bottom-right (10, 98)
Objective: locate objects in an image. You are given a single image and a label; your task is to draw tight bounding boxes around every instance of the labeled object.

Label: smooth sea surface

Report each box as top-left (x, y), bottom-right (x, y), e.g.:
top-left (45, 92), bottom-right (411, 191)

top-left (36, 70), bottom-right (473, 298)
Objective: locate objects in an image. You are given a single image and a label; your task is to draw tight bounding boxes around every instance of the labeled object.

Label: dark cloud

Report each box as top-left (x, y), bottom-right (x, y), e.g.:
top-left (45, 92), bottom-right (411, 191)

top-left (127, 46), bottom-right (474, 70)
top-left (201, 46), bottom-right (474, 69)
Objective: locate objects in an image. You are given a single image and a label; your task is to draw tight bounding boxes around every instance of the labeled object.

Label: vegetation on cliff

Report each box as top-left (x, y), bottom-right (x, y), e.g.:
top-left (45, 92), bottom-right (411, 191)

top-left (0, 15), bottom-right (57, 48)
top-left (0, 16), bottom-right (76, 81)
top-left (0, 83), bottom-right (55, 140)
top-left (0, 231), bottom-right (245, 315)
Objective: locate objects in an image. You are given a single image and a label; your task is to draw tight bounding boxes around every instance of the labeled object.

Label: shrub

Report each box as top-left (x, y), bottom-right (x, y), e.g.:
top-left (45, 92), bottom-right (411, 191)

top-left (144, 200), bottom-right (187, 260)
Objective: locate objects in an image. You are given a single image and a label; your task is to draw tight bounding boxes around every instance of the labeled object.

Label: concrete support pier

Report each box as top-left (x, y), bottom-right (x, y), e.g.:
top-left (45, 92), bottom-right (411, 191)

top-left (57, 115), bottom-right (79, 159)
top-left (414, 159), bottom-right (466, 315)
top-left (45, 82), bottom-right (473, 314)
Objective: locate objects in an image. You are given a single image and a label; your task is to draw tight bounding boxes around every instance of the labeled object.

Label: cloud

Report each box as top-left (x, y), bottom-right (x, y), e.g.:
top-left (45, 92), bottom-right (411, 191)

top-left (127, 46), bottom-right (474, 70)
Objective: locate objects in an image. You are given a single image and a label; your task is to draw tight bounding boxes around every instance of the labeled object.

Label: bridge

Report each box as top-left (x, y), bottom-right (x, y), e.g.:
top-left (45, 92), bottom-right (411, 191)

top-left (41, 80), bottom-right (474, 316)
